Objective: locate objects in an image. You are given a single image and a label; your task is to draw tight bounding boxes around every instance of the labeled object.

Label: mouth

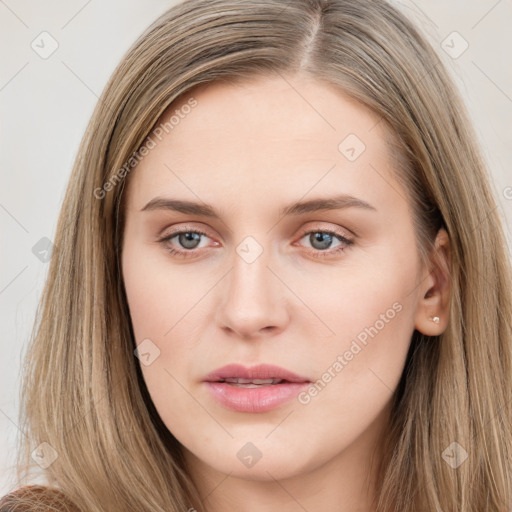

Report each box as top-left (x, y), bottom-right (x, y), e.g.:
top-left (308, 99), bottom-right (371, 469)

top-left (203, 364), bottom-right (311, 413)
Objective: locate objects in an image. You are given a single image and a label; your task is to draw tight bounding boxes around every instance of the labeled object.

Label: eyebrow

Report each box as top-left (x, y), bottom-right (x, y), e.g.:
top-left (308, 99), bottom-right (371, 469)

top-left (140, 194), bottom-right (376, 218)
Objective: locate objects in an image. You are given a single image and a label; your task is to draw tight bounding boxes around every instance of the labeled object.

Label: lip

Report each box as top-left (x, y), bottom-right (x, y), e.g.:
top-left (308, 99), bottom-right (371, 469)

top-left (203, 364), bottom-right (311, 413)
top-left (203, 363), bottom-right (310, 383)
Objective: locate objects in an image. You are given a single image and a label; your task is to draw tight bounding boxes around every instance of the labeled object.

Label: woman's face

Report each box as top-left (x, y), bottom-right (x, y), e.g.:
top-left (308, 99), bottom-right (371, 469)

top-left (121, 75), bottom-right (440, 487)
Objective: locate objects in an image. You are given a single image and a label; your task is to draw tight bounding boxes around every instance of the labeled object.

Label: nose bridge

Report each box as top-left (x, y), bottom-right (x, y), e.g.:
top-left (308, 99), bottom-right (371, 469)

top-left (233, 237), bottom-right (269, 293)
top-left (217, 234), bottom-right (288, 336)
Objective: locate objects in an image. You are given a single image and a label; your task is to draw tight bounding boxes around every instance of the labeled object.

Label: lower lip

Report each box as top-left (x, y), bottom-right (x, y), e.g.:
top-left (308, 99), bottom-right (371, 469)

top-left (204, 381), bottom-right (310, 413)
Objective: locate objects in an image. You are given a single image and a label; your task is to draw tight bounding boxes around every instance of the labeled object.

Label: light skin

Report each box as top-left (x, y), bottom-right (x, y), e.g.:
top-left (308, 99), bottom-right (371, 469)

top-left (121, 74), bottom-right (451, 512)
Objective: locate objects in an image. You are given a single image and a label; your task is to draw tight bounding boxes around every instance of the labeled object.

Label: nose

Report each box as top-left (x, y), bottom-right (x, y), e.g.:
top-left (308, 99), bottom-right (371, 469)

top-left (216, 243), bottom-right (290, 339)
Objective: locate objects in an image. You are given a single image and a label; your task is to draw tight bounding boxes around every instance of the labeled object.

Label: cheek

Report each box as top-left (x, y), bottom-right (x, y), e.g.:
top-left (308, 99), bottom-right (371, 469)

top-left (294, 249), bottom-right (418, 429)
top-left (121, 244), bottom-right (218, 406)
top-left (121, 247), bottom-right (209, 426)
top-left (122, 241), bottom-right (207, 343)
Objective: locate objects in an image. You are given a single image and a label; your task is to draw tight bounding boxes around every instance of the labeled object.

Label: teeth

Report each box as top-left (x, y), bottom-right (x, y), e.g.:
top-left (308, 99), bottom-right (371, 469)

top-left (221, 378), bottom-right (283, 385)
top-left (252, 379), bottom-right (281, 385)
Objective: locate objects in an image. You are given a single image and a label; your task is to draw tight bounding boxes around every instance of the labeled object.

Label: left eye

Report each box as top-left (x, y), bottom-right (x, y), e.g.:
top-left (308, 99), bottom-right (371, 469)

top-left (296, 230), bottom-right (353, 255)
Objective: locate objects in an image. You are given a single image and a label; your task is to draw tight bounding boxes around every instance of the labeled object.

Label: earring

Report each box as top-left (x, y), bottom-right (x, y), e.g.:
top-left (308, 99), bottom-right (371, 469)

top-left (430, 316), bottom-right (440, 324)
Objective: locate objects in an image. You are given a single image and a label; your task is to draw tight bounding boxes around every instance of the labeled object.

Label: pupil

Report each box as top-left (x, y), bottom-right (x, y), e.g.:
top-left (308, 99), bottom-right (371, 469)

top-left (179, 232), bottom-right (201, 249)
top-left (310, 232), bottom-right (332, 250)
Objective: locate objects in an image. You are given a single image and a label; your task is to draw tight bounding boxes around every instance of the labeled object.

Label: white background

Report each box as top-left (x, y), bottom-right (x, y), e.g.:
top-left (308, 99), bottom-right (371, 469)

top-left (1, 0), bottom-right (511, 494)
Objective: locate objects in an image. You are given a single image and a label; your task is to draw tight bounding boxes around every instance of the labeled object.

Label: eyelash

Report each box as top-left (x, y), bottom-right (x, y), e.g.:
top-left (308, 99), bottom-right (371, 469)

top-left (157, 227), bottom-right (354, 259)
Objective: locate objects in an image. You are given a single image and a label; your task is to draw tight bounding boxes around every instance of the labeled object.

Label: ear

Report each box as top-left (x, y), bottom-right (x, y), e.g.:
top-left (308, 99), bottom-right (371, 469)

top-left (414, 228), bottom-right (452, 335)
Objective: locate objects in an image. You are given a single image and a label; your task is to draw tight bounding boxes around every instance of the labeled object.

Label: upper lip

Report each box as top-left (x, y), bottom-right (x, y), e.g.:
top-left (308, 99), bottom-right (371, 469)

top-left (203, 364), bottom-right (310, 383)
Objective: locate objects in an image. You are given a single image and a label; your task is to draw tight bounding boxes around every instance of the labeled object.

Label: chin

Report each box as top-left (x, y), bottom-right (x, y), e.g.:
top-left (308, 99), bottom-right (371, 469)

top-left (185, 434), bottom-right (322, 482)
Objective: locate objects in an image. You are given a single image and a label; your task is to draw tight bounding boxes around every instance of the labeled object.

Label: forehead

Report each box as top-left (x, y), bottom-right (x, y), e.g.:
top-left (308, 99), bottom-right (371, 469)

top-left (125, 75), bottom-right (406, 216)
top-left (166, 75), bottom-right (385, 153)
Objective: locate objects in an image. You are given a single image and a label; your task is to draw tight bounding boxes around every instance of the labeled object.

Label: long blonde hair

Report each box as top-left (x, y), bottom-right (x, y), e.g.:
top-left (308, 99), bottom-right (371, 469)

top-left (8, 0), bottom-right (512, 510)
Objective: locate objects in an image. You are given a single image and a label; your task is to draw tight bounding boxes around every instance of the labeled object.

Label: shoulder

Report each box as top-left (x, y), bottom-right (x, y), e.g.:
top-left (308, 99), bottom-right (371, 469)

top-left (0, 485), bottom-right (80, 512)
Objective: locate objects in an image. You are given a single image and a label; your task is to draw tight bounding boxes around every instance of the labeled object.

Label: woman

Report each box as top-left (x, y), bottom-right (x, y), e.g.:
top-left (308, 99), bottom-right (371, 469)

top-left (2, 0), bottom-right (511, 511)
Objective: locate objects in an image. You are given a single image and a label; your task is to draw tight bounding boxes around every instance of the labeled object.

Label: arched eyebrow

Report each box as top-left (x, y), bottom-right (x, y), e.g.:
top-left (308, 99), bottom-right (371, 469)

top-left (280, 195), bottom-right (376, 216)
top-left (140, 197), bottom-right (221, 218)
top-left (140, 194), bottom-right (376, 218)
